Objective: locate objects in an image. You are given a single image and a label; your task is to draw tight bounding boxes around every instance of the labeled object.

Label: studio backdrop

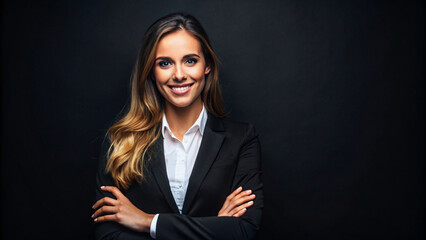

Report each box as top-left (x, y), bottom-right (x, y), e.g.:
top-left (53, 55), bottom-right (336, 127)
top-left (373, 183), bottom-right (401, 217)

top-left (1, 0), bottom-right (424, 239)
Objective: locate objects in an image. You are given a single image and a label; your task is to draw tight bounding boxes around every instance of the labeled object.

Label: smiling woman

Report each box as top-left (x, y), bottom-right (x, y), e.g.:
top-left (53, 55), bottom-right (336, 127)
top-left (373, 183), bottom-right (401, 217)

top-left (154, 30), bottom-right (210, 119)
top-left (92, 13), bottom-right (263, 240)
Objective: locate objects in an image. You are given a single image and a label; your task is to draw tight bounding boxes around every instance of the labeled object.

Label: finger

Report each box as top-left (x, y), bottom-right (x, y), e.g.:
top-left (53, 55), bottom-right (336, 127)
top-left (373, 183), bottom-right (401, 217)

top-left (224, 187), bottom-right (243, 205)
top-left (229, 186), bottom-right (243, 198)
top-left (220, 187), bottom-right (243, 212)
top-left (225, 189), bottom-right (252, 209)
top-left (219, 187), bottom-right (249, 215)
top-left (224, 193), bottom-right (255, 213)
top-left (233, 208), bottom-right (247, 217)
top-left (92, 206), bottom-right (117, 219)
top-left (234, 189), bottom-right (252, 200)
top-left (92, 197), bottom-right (118, 210)
top-left (229, 199), bottom-right (254, 216)
top-left (94, 214), bottom-right (118, 223)
top-left (230, 200), bottom-right (254, 216)
top-left (100, 186), bottom-right (125, 199)
top-left (218, 196), bottom-right (253, 217)
top-left (231, 194), bottom-right (256, 207)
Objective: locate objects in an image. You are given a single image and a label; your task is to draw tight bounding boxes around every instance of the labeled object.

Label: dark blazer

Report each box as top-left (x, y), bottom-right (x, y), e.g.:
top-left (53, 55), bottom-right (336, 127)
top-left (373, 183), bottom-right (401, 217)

top-left (95, 114), bottom-right (263, 240)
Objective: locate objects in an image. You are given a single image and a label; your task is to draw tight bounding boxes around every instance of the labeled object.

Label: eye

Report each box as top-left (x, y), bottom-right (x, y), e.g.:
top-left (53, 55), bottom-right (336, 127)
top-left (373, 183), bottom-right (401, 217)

top-left (185, 58), bottom-right (198, 65)
top-left (158, 60), bottom-right (171, 68)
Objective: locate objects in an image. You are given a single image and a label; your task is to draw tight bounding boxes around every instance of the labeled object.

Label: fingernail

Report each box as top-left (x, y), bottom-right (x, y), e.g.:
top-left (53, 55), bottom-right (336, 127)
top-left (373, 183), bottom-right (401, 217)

top-left (238, 186), bottom-right (242, 190)
top-left (248, 201), bottom-right (254, 205)
top-left (246, 190), bottom-right (252, 194)
top-left (92, 205), bottom-right (95, 209)
top-left (242, 208), bottom-right (247, 212)
top-left (94, 218), bottom-right (98, 222)
top-left (100, 186), bottom-right (105, 189)
top-left (91, 214), bottom-right (94, 218)
top-left (251, 194), bottom-right (256, 197)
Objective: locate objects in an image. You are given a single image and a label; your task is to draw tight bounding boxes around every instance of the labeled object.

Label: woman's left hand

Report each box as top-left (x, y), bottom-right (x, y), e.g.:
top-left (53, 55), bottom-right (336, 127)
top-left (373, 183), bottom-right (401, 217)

top-left (218, 187), bottom-right (256, 217)
top-left (92, 186), bottom-right (155, 232)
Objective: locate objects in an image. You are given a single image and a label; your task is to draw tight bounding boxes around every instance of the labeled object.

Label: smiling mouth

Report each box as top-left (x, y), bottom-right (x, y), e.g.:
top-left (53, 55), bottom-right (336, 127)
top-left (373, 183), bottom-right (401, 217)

top-left (168, 83), bottom-right (193, 94)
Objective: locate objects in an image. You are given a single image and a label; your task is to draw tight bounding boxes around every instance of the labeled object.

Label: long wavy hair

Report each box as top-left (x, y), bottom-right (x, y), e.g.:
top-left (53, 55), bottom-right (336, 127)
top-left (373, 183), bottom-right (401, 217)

top-left (106, 13), bottom-right (225, 190)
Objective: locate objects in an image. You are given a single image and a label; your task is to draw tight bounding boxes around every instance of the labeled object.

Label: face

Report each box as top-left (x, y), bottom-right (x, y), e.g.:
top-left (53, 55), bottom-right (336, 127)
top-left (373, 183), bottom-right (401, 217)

top-left (153, 30), bottom-right (210, 110)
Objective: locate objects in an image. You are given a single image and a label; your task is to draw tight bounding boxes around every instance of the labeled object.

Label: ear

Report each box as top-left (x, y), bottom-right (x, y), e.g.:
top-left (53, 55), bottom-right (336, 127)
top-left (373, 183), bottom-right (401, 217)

top-left (204, 64), bottom-right (211, 75)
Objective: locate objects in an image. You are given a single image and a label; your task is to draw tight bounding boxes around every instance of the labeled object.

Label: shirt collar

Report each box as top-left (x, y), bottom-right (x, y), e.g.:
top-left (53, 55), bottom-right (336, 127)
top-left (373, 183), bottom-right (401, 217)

top-left (161, 105), bottom-right (208, 138)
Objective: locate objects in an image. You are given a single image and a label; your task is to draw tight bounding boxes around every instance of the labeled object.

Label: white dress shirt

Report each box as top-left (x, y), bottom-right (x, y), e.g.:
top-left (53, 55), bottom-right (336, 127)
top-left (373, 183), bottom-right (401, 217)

top-left (150, 105), bottom-right (208, 238)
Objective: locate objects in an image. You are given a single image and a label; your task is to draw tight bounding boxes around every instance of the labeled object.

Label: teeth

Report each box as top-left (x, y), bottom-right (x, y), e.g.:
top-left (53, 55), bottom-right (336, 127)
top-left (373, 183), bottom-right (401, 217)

top-left (172, 86), bottom-right (189, 92)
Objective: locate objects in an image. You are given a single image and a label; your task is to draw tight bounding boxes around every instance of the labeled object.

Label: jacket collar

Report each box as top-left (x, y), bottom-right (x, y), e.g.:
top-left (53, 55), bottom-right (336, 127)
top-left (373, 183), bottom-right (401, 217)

top-left (150, 113), bottom-right (226, 214)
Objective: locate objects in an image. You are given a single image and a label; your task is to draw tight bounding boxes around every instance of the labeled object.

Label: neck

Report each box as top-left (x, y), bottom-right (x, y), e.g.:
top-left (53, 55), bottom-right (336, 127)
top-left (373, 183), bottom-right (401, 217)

top-left (164, 99), bottom-right (203, 141)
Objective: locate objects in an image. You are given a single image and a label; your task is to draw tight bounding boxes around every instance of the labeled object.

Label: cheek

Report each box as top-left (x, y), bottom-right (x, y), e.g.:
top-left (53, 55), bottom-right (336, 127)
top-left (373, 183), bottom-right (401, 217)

top-left (154, 69), bottom-right (168, 97)
top-left (188, 67), bottom-right (206, 81)
top-left (154, 68), bottom-right (171, 84)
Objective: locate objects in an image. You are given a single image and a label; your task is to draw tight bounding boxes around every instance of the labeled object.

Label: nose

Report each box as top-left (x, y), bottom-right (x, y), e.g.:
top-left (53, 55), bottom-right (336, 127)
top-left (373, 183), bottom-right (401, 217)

top-left (173, 65), bottom-right (187, 81)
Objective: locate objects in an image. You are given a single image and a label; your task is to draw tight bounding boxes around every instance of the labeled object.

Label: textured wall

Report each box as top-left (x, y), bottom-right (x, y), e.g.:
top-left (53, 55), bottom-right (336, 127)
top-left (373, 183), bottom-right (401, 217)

top-left (1, 1), bottom-right (424, 239)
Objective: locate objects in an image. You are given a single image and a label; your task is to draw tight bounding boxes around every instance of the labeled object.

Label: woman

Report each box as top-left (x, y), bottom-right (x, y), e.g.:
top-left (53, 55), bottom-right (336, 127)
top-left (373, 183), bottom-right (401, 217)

top-left (92, 13), bottom-right (263, 240)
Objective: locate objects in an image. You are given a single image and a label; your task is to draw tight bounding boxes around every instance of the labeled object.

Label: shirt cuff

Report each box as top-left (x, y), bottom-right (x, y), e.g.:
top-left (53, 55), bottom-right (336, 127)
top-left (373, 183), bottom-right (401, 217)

top-left (150, 214), bottom-right (159, 239)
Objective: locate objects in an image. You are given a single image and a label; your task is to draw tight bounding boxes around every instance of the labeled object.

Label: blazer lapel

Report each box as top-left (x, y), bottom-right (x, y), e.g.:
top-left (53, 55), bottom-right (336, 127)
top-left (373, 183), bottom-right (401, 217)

top-left (150, 138), bottom-right (180, 214)
top-left (182, 114), bottom-right (225, 214)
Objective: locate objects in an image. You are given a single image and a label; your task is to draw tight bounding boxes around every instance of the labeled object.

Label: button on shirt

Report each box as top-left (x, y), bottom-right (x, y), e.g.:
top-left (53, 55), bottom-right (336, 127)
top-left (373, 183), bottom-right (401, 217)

top-left (150, 106), bottom-right (207, 238)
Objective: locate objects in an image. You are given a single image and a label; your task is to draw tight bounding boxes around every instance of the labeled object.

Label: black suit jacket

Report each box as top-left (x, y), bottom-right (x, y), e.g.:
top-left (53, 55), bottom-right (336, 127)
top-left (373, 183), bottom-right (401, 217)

top-left (95, 114), bottom-right (263, 240)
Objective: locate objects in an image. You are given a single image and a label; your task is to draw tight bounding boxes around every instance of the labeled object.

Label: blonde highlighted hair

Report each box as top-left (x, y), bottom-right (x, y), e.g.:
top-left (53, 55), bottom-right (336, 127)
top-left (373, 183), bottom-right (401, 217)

top-left (106, 13), bottom-right (225, 189)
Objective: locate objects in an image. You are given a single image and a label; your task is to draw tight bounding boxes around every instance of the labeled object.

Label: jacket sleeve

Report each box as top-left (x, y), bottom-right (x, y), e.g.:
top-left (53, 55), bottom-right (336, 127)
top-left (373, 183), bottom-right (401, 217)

top-left (156, 124), bottom-right (264, 240)
top-left (94, 139), bottom-right (154, 240)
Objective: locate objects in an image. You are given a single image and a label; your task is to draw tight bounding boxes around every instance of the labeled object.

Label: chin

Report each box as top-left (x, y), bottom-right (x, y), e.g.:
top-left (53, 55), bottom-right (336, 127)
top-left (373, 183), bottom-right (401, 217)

top-left (165, 95), bottom-right (201, 109)
top-left (168, 100), bottom-right (195, 109)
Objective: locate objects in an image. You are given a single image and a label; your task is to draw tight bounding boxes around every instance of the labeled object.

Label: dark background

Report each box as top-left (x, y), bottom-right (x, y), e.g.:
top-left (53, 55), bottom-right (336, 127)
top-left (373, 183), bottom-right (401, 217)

top-left (1, 0), bottom-right (424, 239)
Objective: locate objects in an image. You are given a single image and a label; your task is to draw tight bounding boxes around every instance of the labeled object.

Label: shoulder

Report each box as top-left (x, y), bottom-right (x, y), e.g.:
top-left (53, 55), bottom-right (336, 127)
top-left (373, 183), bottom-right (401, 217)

top-left (207, 113), bottom-right (258, 144)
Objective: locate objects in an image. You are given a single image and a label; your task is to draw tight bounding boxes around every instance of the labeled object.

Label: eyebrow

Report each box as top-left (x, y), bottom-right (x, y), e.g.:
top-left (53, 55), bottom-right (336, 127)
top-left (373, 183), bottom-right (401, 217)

top-left (183, 54), bottom-right (201, 59)
top-left (154, 54), bottom-right (201, 62)
top-left (155, 57), bottom-right (171, 62)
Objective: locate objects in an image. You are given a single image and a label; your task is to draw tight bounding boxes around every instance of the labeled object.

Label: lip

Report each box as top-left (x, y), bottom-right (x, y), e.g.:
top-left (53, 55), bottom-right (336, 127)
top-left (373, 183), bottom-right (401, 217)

top-left (168, 83), bottom-right (194, 96)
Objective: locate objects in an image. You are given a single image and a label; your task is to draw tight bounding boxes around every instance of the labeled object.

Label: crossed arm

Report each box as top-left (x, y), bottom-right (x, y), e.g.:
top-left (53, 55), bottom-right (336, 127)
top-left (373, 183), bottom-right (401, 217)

top-left (93, 124), bottom-right (262, 239)
top-left (92, 186), bottom-right (256, 234)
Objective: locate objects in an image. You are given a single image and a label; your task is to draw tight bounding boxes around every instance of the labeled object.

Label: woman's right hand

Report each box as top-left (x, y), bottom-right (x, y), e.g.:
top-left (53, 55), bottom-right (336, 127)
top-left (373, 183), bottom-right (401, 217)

top-left (218, 187), bottom-right (256, 217)
top-left (92, 186), bottom-right (154, 233)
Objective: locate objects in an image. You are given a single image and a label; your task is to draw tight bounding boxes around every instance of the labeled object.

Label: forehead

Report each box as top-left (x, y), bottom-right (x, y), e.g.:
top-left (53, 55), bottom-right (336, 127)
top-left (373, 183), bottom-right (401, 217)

top-left (155, 30), bottom-right (202, 57)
